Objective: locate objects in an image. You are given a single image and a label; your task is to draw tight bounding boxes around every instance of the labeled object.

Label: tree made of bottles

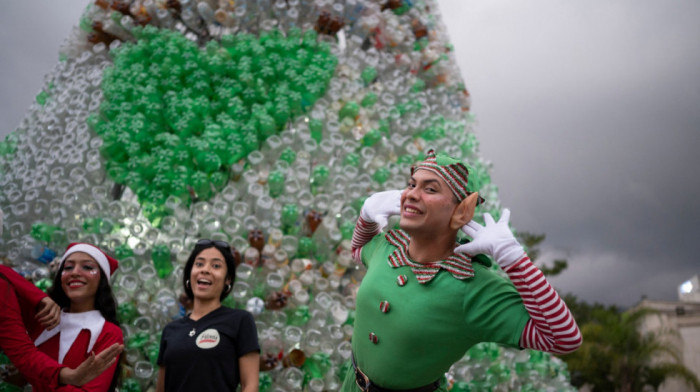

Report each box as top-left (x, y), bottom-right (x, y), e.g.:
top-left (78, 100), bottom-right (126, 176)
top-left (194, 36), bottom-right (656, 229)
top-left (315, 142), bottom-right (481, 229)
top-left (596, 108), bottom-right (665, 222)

top-left (0, 1), bottom-right (574, 391)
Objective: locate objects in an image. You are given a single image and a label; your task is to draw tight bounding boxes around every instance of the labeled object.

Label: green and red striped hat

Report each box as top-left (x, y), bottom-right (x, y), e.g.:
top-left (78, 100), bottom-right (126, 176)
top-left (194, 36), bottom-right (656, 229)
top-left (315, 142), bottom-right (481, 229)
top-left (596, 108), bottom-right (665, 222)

top-left (411, 149), bottom-right (485, 205)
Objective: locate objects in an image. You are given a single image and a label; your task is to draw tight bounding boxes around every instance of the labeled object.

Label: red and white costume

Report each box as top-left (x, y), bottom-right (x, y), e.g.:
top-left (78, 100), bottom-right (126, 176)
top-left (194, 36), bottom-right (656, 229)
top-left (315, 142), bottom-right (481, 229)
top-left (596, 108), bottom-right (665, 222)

top-left (0, 242), bottom-right (123, 392)
top-left (0, 265), bottom-right (63, 388)
top-left (30, 313), bottom-right (122, 392)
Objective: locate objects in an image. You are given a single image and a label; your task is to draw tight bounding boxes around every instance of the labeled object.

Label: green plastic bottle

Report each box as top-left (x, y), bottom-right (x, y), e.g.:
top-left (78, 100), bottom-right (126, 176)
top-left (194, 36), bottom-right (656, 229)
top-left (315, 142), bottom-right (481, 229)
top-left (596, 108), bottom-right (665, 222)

top-left (151, 244), bottom-right (173, 279)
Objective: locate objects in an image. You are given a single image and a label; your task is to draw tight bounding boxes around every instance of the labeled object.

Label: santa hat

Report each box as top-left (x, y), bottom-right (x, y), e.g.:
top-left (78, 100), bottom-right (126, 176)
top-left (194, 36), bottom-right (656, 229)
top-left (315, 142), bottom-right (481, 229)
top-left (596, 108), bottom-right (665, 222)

top-left (59, 243), bottom-right (118, 283)
top-left (412, 149), bottom-right (485, 206)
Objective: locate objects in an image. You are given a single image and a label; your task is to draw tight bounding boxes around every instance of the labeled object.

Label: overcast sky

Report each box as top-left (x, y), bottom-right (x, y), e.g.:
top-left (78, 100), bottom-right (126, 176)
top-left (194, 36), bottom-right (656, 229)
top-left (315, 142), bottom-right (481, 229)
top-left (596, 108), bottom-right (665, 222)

top-left (2, 1), bottom-right (699, 308)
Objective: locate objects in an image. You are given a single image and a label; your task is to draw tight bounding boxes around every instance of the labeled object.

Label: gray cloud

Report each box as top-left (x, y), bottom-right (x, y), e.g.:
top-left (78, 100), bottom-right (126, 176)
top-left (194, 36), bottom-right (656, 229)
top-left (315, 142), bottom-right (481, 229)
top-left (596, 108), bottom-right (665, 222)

top-left (0, 1), bottom-right (86, 136)
top-left (438, 0), bottom-right (700, 307)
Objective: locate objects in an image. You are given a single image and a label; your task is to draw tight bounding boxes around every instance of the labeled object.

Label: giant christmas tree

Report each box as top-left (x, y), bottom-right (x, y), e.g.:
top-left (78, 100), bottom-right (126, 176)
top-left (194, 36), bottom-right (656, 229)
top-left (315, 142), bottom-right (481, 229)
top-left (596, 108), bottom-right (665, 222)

top-left (0, 1), bottom-right (574, 390)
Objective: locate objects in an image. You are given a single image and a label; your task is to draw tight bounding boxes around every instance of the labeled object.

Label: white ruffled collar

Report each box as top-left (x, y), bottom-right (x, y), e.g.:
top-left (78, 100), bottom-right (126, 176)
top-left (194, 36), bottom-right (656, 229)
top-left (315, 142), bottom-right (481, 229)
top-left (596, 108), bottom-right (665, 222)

top-left (34, 310), bottom-right (105, 364)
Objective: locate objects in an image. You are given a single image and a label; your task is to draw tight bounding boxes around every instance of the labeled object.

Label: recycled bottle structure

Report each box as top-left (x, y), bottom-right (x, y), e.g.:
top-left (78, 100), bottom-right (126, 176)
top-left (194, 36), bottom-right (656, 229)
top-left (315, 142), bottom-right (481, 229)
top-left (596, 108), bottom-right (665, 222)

top-left (0, 0), bottom-right (575, 391)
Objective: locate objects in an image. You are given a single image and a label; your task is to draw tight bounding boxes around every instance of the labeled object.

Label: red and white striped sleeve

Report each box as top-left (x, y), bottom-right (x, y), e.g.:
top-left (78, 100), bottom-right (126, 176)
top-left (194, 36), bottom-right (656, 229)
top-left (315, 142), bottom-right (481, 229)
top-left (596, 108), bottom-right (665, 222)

top-left (351, 216), bottom-right (380, 263)
top-left (503, 255), bottom-right (582, 354)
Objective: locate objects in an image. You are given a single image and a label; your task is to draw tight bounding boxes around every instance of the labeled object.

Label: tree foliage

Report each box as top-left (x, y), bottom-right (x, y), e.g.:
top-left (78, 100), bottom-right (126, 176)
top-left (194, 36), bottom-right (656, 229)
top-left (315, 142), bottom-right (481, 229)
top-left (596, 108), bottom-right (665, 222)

top-left (561, 294), bottom-right (620, 326)
top-left (516, 232), bottom-right (699, 391)
top-left (516, 232), bottom-right (568, 277)
top-left (561, 304), bottom-right (700, 392)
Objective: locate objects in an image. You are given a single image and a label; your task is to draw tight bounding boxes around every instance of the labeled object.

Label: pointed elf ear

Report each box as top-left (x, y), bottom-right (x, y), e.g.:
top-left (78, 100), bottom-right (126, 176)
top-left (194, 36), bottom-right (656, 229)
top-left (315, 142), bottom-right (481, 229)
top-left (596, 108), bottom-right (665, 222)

top-left (450, 192), bottom-right (479, 230)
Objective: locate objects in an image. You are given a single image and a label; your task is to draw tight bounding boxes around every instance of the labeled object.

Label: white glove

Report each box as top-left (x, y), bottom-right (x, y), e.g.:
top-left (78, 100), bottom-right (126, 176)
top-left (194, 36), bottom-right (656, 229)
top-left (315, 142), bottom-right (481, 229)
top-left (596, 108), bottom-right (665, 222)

top-left (455, 209), bottom-right (524, 267)
top-left (359, 190), bottom-right (402, 231)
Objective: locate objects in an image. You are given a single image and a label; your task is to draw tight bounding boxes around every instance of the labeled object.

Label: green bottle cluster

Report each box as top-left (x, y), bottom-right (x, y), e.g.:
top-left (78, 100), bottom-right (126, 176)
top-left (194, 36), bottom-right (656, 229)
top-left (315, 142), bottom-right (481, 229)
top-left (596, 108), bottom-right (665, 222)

top-left (94, 26), bottom-right (337, 216)
top-left (150, 244), bottom-right (173, 279)
top-left (0, 133), bottom-right (18, 159)
top-left (448, 343), bottom-right (572, 391)
top-left (30, 223), bottom-right (62, 244)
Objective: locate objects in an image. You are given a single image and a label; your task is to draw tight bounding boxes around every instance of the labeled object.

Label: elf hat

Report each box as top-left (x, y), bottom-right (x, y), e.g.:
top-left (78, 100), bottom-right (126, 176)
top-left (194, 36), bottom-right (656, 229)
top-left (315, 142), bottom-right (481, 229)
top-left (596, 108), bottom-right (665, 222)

top-left (411, 149), bottom-right (485, 206)
top-left (59, 243), bottom-right (119, 283)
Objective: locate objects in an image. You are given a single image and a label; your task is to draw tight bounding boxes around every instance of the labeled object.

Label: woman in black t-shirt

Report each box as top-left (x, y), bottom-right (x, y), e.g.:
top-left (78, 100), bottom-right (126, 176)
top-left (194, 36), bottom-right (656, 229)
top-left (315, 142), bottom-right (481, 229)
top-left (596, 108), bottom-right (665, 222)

top-left (157, 240), bottom-right (260, 391)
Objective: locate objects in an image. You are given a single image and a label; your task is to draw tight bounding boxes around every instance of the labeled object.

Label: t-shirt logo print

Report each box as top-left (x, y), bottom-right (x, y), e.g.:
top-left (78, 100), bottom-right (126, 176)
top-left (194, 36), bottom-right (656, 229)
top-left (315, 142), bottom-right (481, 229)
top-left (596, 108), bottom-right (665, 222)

top-left (195, 328), bottom-right (220, 349)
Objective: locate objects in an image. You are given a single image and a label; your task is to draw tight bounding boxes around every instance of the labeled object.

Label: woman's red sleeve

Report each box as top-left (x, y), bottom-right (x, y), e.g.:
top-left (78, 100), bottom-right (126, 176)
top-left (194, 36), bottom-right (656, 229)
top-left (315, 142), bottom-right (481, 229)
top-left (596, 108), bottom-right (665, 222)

top-left (0, 270), bottom-right (64, 388)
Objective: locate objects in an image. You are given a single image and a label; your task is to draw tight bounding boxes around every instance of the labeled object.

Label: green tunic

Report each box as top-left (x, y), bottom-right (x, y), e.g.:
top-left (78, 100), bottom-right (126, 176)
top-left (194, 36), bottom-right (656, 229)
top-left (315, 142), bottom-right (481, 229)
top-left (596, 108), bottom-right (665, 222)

top-left (341, 231), bottom-right (530, 391)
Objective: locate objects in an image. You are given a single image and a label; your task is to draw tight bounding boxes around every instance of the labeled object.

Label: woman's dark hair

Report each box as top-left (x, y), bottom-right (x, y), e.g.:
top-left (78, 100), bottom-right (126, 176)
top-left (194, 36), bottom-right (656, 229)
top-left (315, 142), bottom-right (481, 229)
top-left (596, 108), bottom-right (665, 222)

top-left (183, 240), bottom-right (236, 302)
top-left (49, 258), bottom-right (121, 392)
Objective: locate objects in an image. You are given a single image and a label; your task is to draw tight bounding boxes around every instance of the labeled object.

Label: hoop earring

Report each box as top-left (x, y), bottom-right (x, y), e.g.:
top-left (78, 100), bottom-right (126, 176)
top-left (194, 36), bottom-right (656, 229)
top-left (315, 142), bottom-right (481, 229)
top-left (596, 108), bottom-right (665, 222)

top-left (225, 284), bottom-right (232, 292)
top-left (186, 280), bottom-right (190, 288)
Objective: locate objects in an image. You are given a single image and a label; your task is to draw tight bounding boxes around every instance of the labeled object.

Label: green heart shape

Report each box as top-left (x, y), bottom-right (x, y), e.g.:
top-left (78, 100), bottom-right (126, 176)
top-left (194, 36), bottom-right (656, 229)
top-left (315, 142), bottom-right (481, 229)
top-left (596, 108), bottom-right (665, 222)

top-left (92, 25), bottom-right (337, 214)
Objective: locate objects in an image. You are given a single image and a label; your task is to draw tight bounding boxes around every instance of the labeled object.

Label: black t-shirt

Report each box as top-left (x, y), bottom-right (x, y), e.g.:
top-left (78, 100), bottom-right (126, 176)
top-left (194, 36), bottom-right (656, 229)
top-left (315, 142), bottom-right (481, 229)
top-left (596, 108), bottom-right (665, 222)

top-left (157, 306), bottom-right (259, 391)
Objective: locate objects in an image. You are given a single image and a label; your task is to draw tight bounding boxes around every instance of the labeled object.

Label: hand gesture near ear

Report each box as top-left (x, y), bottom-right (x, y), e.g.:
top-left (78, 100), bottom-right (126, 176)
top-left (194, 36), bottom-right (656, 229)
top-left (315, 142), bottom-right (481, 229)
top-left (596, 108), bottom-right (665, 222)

top-left (455, 209), bottom-right (525, 267)
top-left (359, 190), bottom-right (403, 231)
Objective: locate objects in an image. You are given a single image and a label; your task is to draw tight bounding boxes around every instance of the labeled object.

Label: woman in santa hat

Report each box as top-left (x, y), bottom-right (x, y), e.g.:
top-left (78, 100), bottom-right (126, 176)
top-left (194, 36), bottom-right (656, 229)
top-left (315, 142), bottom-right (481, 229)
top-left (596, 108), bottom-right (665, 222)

top-left (10, 242), bottom-right (124, 391)
top-left (0, 213), bottom-right (123, 389)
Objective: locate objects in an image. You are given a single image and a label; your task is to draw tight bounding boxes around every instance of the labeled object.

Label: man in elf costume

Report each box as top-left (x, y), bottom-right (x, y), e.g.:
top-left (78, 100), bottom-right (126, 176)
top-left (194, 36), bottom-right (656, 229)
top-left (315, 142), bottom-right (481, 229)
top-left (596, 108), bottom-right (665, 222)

top-left (341, 150), bottom-right (582, 391)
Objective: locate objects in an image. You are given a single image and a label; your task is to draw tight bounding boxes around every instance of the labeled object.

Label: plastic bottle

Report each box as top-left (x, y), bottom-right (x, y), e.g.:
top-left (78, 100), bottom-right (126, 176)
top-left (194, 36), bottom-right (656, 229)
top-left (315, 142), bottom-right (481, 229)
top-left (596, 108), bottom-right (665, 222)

top-left (148, 245), bottom-right (171, 279)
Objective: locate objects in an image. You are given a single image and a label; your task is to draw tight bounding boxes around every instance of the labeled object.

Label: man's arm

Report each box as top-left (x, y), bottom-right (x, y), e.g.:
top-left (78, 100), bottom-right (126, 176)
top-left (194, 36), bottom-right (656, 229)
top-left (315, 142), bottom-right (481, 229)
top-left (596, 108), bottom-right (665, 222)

top-left (351, 190), bottom-right (402, 262)
top-left (351, 216), bottom-right (380, 263)
top-left (458, 209), bottom-right (582, 354)
top-left (504, 256), bottom-right (582, 354)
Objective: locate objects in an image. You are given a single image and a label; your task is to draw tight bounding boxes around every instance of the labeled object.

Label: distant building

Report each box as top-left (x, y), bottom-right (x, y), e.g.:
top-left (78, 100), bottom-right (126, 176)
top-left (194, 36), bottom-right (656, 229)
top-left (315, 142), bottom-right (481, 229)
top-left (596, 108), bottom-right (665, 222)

top-left (635, 275), bottom-right (700, 392)
top-left (680, 276), bottom-right (700, 303)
